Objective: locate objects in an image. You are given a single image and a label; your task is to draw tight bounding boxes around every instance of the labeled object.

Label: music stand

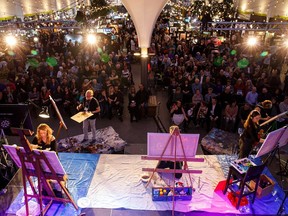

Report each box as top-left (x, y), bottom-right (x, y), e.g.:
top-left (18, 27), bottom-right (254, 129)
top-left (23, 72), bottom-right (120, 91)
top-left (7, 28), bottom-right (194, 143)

top-left (3, 128), bottom-right (78, 216)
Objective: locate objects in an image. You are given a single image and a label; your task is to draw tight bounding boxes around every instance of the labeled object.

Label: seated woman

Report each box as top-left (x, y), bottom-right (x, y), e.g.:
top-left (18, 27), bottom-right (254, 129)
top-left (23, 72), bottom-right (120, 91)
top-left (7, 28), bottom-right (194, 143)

top-left (30, 123), bottom-right (57, 153)
top-left (30, 124), bottom-right (64, 197)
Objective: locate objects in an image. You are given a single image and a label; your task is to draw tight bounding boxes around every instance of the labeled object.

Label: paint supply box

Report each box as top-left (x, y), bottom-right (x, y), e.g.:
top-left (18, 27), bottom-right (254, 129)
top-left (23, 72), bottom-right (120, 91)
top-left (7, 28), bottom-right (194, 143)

top-left (152, 187), bottom-right (192, 201)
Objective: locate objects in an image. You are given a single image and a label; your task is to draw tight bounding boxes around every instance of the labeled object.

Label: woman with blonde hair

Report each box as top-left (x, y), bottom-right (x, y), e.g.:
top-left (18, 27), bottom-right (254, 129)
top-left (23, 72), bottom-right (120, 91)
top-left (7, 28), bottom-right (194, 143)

top-left (31, 123), bottom-right (56, 152)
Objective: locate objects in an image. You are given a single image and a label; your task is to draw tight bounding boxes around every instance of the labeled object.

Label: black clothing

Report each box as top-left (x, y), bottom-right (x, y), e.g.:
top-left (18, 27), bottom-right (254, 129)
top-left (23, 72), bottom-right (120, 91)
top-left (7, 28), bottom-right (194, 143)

top-left (31, 136), bottom-right (57, 152)
top-left (157, 161), bottom-right (183, 179)
top-left (81, 97), bottom-right (100, 120)
top-left (239, 124), bottom-right (260, 159)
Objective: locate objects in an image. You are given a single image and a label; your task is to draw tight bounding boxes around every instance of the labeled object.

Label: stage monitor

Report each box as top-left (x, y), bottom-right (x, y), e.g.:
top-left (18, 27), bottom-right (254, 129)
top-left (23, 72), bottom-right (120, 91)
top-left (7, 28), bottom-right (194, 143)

top-left (147, 133), bottom-right (199, 159)
top-left (0, 104), bottom-right (34, 136)
top-left (255, 127), bottom-right (286, 158)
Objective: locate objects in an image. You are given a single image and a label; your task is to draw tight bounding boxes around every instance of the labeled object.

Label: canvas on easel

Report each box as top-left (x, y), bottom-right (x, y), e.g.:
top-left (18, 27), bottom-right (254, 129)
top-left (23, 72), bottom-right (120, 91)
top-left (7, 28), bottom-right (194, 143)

top-left (255, 127), bottom-right (286, 158)
top-left (278, 126), bottom-right (288, 148)
top-left (3, 128), bottom-right (78, 216)
top-left (141, 126), bottom-right (204, 216)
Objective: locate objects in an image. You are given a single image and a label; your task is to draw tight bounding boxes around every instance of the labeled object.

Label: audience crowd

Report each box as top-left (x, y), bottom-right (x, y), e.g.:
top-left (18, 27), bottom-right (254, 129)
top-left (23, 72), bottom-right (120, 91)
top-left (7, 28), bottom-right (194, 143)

top-left (0, 17), bottom-right (287, 134)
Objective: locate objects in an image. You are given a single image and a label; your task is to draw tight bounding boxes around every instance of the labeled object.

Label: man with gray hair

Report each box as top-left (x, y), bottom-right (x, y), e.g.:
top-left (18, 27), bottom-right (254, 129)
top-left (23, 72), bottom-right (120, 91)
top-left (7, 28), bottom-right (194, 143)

top-left (77, 89), bottom-right (101, 144)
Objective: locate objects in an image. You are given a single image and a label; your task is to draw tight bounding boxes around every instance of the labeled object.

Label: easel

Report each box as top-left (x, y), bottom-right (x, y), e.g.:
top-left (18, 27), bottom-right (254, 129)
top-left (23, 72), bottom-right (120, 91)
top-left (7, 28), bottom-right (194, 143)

top-left (141, 126), bottom-right (204, 216)
top-left (256, 126), bottom-right (288, 182)
top-left (49, 95), bottom-right (68, 140)
top-left (0, 128), bottom-right (13, 183)
top-left (4, 129), bottom-right (78, 216)
top-left (0, 129), bottom-right (9, 168)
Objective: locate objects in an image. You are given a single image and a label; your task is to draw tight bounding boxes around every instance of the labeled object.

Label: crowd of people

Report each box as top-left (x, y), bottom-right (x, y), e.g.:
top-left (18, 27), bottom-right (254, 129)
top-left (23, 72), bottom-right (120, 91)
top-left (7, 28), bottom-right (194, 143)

top-left (0, 16), bottom-right (287, 137)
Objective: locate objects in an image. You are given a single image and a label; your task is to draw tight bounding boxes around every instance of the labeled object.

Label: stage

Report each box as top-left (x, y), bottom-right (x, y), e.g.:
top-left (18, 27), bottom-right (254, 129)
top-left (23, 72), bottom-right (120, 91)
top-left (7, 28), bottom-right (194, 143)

top-left (3, 153), bottom-right (288, 215)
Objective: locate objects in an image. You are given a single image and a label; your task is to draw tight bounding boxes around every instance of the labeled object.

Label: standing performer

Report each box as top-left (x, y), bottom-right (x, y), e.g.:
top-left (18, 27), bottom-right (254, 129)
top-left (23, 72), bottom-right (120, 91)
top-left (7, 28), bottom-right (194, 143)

top-left (238, 110), bottom-right (264, 159)
top-left (77, 89), bottom-right (101, 144)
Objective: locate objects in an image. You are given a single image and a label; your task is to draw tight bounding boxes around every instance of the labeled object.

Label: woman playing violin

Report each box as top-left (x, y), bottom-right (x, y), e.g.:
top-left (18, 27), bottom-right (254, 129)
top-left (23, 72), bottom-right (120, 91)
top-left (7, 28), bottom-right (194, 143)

top-left (238, 110), bottom-right (265, 158)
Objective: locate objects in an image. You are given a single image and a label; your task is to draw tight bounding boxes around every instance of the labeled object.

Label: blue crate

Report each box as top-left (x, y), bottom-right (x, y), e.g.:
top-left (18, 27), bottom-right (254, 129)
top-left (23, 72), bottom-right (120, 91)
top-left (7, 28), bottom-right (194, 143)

top-left (152, 187), bottom-right (192, 201)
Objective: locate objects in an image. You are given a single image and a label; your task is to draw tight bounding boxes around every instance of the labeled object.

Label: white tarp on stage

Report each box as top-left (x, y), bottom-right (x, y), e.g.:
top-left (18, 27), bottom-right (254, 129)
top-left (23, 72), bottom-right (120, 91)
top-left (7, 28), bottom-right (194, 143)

top-left (86, 155), bottom-right (239, 213)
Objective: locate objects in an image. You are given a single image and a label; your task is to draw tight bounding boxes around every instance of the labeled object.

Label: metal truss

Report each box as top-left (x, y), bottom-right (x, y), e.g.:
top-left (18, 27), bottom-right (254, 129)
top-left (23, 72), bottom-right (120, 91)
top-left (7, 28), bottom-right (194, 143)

top-left (206, 21), bottom-right (288, 32)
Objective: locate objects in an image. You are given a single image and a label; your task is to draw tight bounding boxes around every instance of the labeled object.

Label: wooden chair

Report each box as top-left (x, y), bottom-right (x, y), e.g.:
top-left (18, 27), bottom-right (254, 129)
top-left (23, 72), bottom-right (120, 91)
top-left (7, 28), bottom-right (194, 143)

top-left (223, 163), bottom-right (266, 209)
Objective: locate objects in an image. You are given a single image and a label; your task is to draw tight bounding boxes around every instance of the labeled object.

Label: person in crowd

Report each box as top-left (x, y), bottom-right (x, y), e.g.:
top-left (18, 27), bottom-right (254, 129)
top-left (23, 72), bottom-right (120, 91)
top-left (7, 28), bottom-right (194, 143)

top-left (95, 89), bottom-right (108, 118)
top-left (238, 102), bottom-right (252, 129)
top-left (245, 86), bottom-right (258, 107)
top-left (206, 97), bottom-right (221, 131)
top-left (255, 100), bottom-right (272, 123)
top-left (136, 83), bottom-right (150, 119)
top-left (170, 100), bottom-right (188, 132)
top-left (278, 96), bottom-right (288, 127)
top-left (63, 86), bottom-right (73, 116)
top-left (238, 110), bottom-right (264, 158)
top-left (128, 85), bottom-right (139, 122)
top-left (107, 85), bottom-right (117, 120)
top-left (204, 87), bottom-right (216, 104)
top-left (192, 89), bottom-right (203, 105)
top-left (223, 99), bottom-right (238, 132)
top-left (114, 85), bottom-right (124, 122)
top-left (196, 101), bottom-right (208, 128)
top-left (76, 89), bottom-right (101, 144)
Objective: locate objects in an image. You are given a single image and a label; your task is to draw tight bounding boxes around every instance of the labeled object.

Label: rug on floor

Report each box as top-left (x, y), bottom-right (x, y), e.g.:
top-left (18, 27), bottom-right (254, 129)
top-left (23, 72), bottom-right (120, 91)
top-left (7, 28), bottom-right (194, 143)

top-left (57, 126), bottom-right (127, 154)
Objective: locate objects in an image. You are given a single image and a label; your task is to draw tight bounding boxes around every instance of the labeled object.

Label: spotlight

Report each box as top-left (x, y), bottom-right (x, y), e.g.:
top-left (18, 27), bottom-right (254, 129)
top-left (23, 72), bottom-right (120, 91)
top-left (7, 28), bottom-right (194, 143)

top-left (247, 37), bottom-right (257, 46)
top-left (39, 106), bottom-right (50, 118)
top-left (87, 34), bottom-right (97, 45)
top-left (33, 37), bottom-right (39, 42)
top-left (5, 35), bottom-right (17, 47)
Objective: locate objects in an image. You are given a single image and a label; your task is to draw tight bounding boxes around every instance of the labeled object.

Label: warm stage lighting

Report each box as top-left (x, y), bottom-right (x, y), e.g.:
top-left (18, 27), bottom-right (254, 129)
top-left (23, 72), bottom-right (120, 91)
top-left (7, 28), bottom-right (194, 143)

top-left (5, 35), bottom-right (17, 47)
top-left (247, 37), bottom-right (257, 46)
top-left (87, 34), bottom-right (97, 45)
top-left (33, 37), bottom-right (39, 42)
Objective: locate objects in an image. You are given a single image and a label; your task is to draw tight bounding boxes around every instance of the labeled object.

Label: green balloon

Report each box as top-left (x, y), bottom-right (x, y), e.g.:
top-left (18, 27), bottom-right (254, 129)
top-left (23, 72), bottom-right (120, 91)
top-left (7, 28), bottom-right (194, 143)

top-left (31, 50), bottom-right (38, 55)
top-left (230, 50), bottom-right (237, 55)
top-left (100, 53), bottom-right (110, 63)
top-left (46, 57), bottom-right (58, 67)
top-left (213, 56), bottom-right (223, 67)
top-left (8, 50), bottom-right (15, 56)
top-left (260, 51), bottom-right (268, 57)
top-left (237, 58), bottom-right (249, 68)
top-left (97, 47), bottom-right (103, 53)
top-left (28, 58), bottom-right (39, 68)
